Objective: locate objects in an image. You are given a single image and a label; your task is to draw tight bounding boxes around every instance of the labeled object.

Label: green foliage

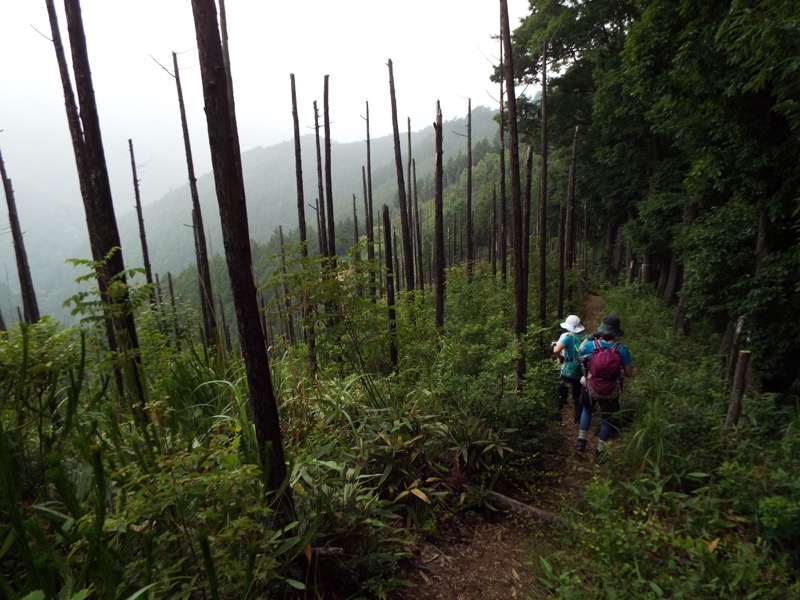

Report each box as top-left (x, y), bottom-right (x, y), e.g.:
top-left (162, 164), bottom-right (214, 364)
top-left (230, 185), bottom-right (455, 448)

top-left (532, 286), bottom-right (800, 598)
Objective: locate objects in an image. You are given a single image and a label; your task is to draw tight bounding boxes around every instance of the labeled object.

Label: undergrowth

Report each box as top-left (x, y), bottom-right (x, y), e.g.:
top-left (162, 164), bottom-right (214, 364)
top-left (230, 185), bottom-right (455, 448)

top-left (534, 285), bottom-right (800, 598)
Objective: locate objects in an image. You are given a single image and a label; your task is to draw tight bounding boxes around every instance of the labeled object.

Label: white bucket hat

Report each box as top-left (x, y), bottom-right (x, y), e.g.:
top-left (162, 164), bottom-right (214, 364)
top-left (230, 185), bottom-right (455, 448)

top-left (559, 315), bottom-right (585, 333)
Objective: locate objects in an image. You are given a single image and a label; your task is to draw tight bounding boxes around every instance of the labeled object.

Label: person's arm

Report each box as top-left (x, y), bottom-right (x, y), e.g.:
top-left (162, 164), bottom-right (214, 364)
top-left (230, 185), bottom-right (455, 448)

top-left (623, 365), bottom-right (633, 378)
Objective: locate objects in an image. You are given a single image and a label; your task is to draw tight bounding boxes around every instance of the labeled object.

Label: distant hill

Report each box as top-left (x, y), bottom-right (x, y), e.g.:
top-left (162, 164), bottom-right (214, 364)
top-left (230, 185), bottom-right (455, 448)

top-left (0, 106), bottom-right (499, 322)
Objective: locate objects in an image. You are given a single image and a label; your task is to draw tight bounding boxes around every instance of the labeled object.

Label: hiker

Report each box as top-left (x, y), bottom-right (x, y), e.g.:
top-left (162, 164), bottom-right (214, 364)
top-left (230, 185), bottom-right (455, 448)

top-left (575, 315), bottom-right (633, 457)
top-left (552, 314), bottom-right (587, 424)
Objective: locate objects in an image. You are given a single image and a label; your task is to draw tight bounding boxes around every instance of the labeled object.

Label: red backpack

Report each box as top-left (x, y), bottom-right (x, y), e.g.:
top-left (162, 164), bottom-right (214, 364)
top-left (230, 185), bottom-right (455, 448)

top-left (586, 340), bottom-right (623, 401)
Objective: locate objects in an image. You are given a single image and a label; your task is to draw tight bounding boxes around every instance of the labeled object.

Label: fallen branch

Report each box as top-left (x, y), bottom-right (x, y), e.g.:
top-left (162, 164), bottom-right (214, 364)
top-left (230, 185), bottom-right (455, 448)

top-left (469, 486), bottom-right (566, 527)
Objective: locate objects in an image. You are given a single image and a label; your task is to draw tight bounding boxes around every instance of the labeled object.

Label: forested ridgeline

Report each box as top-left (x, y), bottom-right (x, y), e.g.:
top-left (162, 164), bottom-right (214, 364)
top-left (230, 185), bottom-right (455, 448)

top-left (1, 0), bottom-right (799, 598)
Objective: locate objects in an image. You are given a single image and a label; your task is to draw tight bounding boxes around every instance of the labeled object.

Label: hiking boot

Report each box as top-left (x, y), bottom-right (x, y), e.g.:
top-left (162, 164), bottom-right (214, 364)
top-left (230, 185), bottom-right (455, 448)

top-left (575, 438), bottom-right (587, 452)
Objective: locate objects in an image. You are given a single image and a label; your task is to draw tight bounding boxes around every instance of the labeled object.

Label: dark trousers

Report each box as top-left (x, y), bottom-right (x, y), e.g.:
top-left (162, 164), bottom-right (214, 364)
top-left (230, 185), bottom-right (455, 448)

top-left (558, 376), bottom-right (583, 423)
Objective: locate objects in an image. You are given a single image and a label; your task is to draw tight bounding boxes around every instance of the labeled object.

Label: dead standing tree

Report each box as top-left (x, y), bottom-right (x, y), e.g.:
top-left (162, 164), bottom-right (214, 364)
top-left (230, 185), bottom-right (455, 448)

top-left (538, 39), bottom-right (549, 328)
top-left (433, 102), bottom-right (445, 330)
top-left (128, 139), bottom-right (156, 304)
top-left (0, 145), bottom-right (40, 324)
top-left (387, 59), bottom-right (415, 295)
top-left (190, 0), bottom-right (291, 502)
top-left (46, 0), bottom-right (145, 408)
top-left (169, 51), bottom-right (218, 348)
top-left (290, 73), bottom-right (317, 374)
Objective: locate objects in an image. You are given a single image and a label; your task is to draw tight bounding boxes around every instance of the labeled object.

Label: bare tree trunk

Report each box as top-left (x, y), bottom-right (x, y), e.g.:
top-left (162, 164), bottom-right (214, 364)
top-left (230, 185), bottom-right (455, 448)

top-left (0, 307), bottom-right (6, 331)
top-left (662, 255), bottom-right (682, 305)
top-left (49, 0), bottom-right (144, 408)
top-left (172, 52), bottom-right (217, 347)
top-left (364, 101), bottom-right (376, 299)
top-left (167, 272), bottom-right (182, 351)
top-left (557, 201), bottom-right (565, 318)
top-left (313, 101), bottom-right (328, 257)
top-left (491, 184), bottom-right (497, 278)
top-left (191, 0), bottom-right (290, 505)
top-left (323, 75), bottom-right (336, 261)
top-left (523, 146), bottom-right (533, 314)
top-left (434, 102), bottom-right (445, 331)
top-left (382, 205), bottom-right (398, 372)
top-left (128, 139), bottom-right (155, 301)
top-left (565, 125), bottom-right (578, 302)
top-left (538, 39), bottom-right (548, 326)
top-left (278, 226), bottom-right (295, 343)
top-left (725, 350), bottom-right (751, 432)
top-left (0, 146), bottom-right (39, 324)
top-left (502, 0), bottom-right (526, 389)
top-left (387, 59), bottom-right (415, 295)
top-left (289, 73), bottom-right (316, 371)
top-left (413, 159), bottom-right (424, 290)
top-left (466, 99), bottom-right (475, 283)
top-left (724, 315), bottom-right (746, 389)
top-left (498, 53), bottom-right (508, 285)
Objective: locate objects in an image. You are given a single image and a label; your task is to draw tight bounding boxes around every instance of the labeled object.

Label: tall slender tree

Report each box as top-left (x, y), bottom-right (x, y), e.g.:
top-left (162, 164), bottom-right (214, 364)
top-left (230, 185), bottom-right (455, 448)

top-left (171, 51), bottom-right (217, 347)
top-left (433, 102), bottom-right (445, 330)
top-left (0, 146), bottom-right (39, 324)
top-left (48, 0), bottom-right (144, 407)
top-left (387, 59), bottom-right (415, 294)
top-left (364, 101), bottom-right (376, 298)
top-left (128, 140), bottom-right (155, 299)
top-left (538, 39), bottom-right (549, 327)
top-left (466, 99), bottom-right (475, 283)
top-left (501, 0), bottom-right (526, 388)
top-left (323, 75), bottom-right (336, 260)
top-left (382, 205), bottom-right (398, 372)
top-left (313, 101), bottom-right (328, 257)
top-left (290, 73), bottom-right (317, 373)
top-left (190, 0), bottom-right (290, 502)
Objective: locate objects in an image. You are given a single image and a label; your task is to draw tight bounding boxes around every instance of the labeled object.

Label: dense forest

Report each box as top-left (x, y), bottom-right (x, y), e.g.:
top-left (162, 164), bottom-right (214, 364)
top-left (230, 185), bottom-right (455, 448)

top-left (2, 0), bottom-right (799, 598)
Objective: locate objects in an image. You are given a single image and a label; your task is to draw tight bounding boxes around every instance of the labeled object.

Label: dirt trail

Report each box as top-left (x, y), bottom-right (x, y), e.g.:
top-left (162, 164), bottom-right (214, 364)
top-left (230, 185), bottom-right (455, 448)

top-left (399, 296), bottom-right (603, 599)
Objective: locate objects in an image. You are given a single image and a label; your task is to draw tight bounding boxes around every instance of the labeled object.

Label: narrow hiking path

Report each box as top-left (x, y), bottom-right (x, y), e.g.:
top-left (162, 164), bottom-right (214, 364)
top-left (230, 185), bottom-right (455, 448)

top-left (399, 295), bottom-right (603, 599)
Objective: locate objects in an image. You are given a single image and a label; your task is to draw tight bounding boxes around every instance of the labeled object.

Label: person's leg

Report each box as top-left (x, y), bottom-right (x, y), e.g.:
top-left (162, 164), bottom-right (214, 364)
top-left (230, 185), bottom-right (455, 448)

top-left (557, 377), bottom-right (568, 410)
top-left (596, 401), bottom-right (620, 454)
top-left (570, 379), bottom-right (582, 423)
top-left (576, 389), bottom-right (592, 451)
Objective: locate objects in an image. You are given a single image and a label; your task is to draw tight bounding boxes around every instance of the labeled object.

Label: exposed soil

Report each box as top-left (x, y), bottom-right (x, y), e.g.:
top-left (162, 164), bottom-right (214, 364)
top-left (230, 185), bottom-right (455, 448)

top-left (397, 296), bottom-right (603, 599)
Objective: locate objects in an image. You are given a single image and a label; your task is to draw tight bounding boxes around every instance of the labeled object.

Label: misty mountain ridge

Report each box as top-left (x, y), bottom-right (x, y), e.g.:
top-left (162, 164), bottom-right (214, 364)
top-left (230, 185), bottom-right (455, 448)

top-left (1, 106), bottom-right (499, 322)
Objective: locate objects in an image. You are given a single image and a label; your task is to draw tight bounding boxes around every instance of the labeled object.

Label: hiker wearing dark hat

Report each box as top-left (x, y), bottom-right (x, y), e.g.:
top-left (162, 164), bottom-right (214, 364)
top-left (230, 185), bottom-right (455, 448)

top-left (575, 315), bottom-right (633, 457)
top-left (552, 315), bottom-right (588, 424)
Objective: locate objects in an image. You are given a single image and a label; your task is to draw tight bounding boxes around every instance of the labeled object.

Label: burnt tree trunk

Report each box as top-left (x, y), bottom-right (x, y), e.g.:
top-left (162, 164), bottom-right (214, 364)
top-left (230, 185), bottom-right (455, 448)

top-left (364, 101), bottom-right (376, 299)
top-left (387, 59), bottom-right (415, 295)
top-left (382, 205), bottom-right (398, 372)
top-left (191, 0), bottom-right (291, 503)
top-left (313, 101), bottom-right (328, 257)
top-left (0, 147), bottom-right (39, 324)
top-left (466, 99), bottom-right (475, 283)
top-left (278, 226), bottom-right (295, 343)
top-left (172, 52), bottom-right (217, 347)
top-left (323, 75), bottom-right (336, 261)
top-left (49, 0), bottom-right (144, 407)
top-left (434, 102), bottom-right (445, 331)
top-left (128, 139), bottom-right (155, 301)
top-left (289, 73), bottom-right (316, 373)
top-left (413, 159), bottom-right (424, 290)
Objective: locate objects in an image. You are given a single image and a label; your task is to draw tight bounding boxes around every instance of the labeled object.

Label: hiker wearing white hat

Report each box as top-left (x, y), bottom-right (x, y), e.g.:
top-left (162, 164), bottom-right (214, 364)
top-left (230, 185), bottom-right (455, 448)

top-left (552, 315), bottom-right (587, 424)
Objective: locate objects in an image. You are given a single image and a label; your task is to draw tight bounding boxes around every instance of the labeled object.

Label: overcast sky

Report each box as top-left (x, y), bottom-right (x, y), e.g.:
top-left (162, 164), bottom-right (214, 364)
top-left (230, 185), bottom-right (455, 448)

top-left (1, 0), bottom-right (531, 210)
